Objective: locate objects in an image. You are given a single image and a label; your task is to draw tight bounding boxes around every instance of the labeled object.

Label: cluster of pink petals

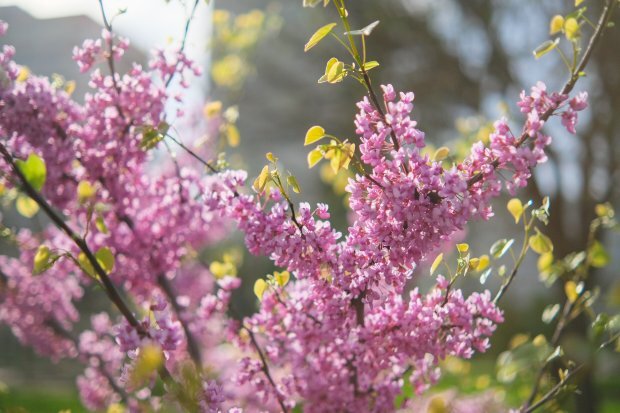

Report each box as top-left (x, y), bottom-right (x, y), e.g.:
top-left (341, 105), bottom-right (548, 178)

top-left (0, 17), bottom-right (590, 413)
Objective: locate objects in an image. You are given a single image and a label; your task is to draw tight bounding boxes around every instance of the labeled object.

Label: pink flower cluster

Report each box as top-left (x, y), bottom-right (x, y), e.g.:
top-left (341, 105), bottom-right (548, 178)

top-left (0, 17), bottom-right (590, 413)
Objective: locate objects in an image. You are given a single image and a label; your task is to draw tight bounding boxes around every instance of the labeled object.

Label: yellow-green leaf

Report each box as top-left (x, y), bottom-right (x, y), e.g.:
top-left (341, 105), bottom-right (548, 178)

top-left (507, 198), bottom-right (524, 224)
top-left (589, 241), bottom-right (610, 268)
top-left (529, 231), bottom-right (553, 254)
top-left (433, 147), bottom-right (450, 162)
top-left (538, 252), bottom-right (554, 272)
top-left (575, 0), bottom-right (585, 6)
top-left (95, 215), bottom-right (109, 234)
top-left (307, 149), bottom-right (323, 168)
top-left (16, 195), bottom-right (39, 218)
top-left (132, 343), bottom-right (163, 386)
top-left (362, 61), bottom-right (380, 71)
top-left (77, 180), bottom-right (96, 203)
top-left (430, 253), bottom-right (443, 276)
top-left (550, 15), bottom-right (565, 35)
top-left (305, 126), bottom-right (326, 146)
top-left (95, 247), bottom-right (115, 274)
top-left (564, 18), bottom-right (580, 41)
top-left (565, 280), bottom-right (578, 303)
top-left (266, 152), bottom-right (277, 163)
top-left (327, 61), bottom-right (345, 83)
top-left (226, 124), bottom-right (240, 147)
top-left (477, 254), bottom-right (490, 272)
top-left (274, 271), bottom-right (290, 287)
top-left (78, 252), bottom-right (96, 277)
top-left (33, 245), bottom-right (51, 275)
top-left (533, 38), bottom-right (560, 59)
top-left (254, 279), bottom-right (268, 300)
top-left (253, 165), bottom-right (270, 192)
top-left (287, 175), bottom-right (301, 194)
top-left (16, 153), bottom-right (46, 192)
top-left (304, 23), bottom-right (337, 52)
top-left (457, 243), bottom-right (469, 253)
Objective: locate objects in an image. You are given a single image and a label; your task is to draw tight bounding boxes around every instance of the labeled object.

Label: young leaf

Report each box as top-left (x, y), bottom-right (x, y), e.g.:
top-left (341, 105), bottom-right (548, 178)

top-left (456, 243), bottom-right (469, 253)
top-left (588, 240), bottom-right (610, 268)
top-left (430, 253), bottom-right (443, 276)
top-left (327, 61), bottom-right (345, 83)
top-left (307, 148), bottom-right (323, 168)
top-left (533, 38), bottom-right (560, 59)
top-left (565, 280), bottom-right (578, 303)
top-left (287, 175), bottom-right (301, 194)
top-left (16, 195), bottom-right (39, 218)
top-left (95, 247), bottom-right (115, 274)
top-left (254, 279), bottom-right (268, 300)
top-left (549, 15), bottom-right (565, 35)
top-left (304, 23), bottom-right (337, 52)
top-left (362, 61), bottom-right (380, 71)
top-left (564, 18), bottom-right (580, 41)
top-left (305, 126), bottom-right (326, 146)
top-left (77, 180), bottom-right (96, 203)
top-left (476, 254), bottom-right (490, 272)
top-left (16, 153), bottom-right (46, 192)
top-left (33, 245), bottom-right (51, 275)
top-left (274, 271), bottom-right (290, 287)
top-left (507, 198), bottom-right (524, 224)
top-left (433, 147), bottom-right (450, 162)
top-left (529, 231), bottom-right (553, 254)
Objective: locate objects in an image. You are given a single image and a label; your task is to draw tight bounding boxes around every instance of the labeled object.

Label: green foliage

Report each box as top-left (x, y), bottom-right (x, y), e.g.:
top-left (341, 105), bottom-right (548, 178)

top-left (16, 153), bottom-right (46, 192)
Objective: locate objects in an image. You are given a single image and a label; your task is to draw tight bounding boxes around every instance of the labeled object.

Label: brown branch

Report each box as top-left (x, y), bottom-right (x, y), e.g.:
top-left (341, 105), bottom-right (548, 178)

top-left (243, 325), bottom-right (289, 413)
top-left (157, 273), bottom-right (203, 366)
top-left (0, 143), bottom-right (142, 332)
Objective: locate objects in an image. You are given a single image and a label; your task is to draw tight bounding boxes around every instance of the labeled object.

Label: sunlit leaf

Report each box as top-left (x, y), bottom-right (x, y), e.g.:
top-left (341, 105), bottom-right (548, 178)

top-left (274, 271), bottom-right (290, 287)
top-left (533, 38), bottom-right (560, 59)
top-left (344, 20), bottom-right (380, 36)
top-left (507, 198), bottom-right (524, 224)
top-left (287, 175), bottom-right (301, 194)
top-left (304, 126), bottom-right (326, 146)
top-left (307, 148), bottom-right (323, 168)
top-left (16, 195), bottom-right (39, 218)
top-left (254, 278), bottom-right (268, 300)
top-left (95, 247), bottom-right (115, 274)
top-left (433, 147), bottom-right (450, 162)
top-left (490, 238), bottom-right (514, 259)
top-left (529, 231), bottom-right (553, 254)
top-left (550, 15), bottom-right (565, 35)
top-left (16, 153), bottom-right (46, 192)
top-left (565, 280), bottom-right (578, 303)
top-left (430, 253), bottom-right (443, 276)
top-left (33, 245), bottom-right (51, 275)
top-left (588, 240), bottom-right (610, 268)
top-left (304, 23), bottom-right (337, 52)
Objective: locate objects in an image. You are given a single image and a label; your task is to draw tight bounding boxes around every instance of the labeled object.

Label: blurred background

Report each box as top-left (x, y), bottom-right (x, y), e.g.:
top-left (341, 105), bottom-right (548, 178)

top-left (0, 0), bottom-right (618, 411)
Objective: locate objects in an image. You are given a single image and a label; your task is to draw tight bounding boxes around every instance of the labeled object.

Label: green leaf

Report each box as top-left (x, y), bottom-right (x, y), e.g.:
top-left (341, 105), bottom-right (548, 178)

top-left (33, 245), bottom-right (51, 275)
top-left (362, 61), bottom-right (380, 71)
top-left (95, 247), bottom-right (115, 274)
top-left (304, 23), bottom-right (337, 52)
top-left (326, 60), bottom-right (345, 83)
top-left (287, 175), bottom-right (301, 194)
top-left (490, 238), bottom-right (514, 259)
top-left (529, 231), bottom-right (553, 254)
top-left (77, 180), bottom-right (96, 203)
top-left (304, 126), bottom-right (326, 146)
top-left (433, 147), bottom-right (450, 162)
top-left (588, 240), bottom-right (610, 268)
top-left (78, 252), bottom-right (96, 277)
top-left (456, 243), bottom-right (469, 253)
top-left (430, 253), bottom-right (443, 276)
top-left (533, 38), bottom-right (560, 59)
top-left (16, 195), bottom-right (39, 218)
top-left (95, 215), bottom-right (109, 234)
top-left (16, 153), bottom-right (46, 192)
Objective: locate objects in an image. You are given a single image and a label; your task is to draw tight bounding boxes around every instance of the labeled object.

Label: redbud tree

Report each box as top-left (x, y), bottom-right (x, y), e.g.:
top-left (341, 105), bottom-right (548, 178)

top-left (0, 0), bottom-right (619, 412)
